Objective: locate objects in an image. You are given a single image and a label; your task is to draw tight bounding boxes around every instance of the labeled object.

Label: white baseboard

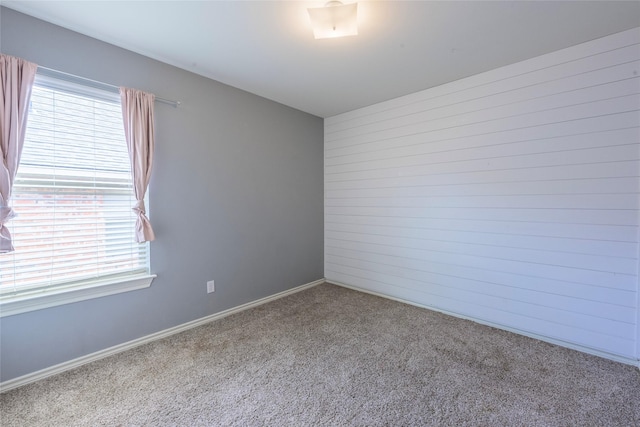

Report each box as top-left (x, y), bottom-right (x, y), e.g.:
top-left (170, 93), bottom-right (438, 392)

top-left (0, 278), bottom-right (325, 393)
top-left (326, 280), bottom-right (640, 369)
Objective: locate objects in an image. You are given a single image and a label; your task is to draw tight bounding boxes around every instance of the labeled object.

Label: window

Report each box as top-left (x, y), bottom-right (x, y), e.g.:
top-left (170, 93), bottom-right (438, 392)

top-left (0, 75), bottom-right (154, 316)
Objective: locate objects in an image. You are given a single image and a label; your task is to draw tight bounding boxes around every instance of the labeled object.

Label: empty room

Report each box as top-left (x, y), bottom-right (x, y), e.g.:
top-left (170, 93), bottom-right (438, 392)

top-left (1, 1), bottom-right (639, 425)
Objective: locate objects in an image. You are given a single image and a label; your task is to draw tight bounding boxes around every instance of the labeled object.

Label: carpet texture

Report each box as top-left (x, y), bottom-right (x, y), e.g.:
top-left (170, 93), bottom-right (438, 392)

top-left (1, 283), bottom-right (639, 426)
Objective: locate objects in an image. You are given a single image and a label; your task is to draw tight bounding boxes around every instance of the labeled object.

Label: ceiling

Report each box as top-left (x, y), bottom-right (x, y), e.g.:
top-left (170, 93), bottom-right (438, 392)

top-left (3, 1), bottom-right (639, 118)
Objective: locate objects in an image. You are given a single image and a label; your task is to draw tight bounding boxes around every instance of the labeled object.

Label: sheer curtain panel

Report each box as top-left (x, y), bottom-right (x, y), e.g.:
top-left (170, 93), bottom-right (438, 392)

top-left (0, 54), bottom-right (38, 253)
top-left (120, 87), bottom-right (156, 243)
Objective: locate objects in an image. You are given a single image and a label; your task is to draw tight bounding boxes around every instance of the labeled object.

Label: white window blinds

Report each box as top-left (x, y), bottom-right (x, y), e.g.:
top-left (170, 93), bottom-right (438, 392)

top-left (0, 75), bottom-right (150, 298)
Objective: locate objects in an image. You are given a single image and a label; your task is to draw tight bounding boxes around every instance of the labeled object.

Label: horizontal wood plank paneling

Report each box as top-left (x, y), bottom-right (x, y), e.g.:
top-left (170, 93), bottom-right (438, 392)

top-left (325, 28), bottom-right (640, 360)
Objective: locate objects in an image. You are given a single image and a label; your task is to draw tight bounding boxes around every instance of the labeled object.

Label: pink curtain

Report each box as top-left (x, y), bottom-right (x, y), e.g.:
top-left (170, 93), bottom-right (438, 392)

top-left (120, 87), bottom-right (156, 243)
top-left (0, 54), bottom-right (38, 253)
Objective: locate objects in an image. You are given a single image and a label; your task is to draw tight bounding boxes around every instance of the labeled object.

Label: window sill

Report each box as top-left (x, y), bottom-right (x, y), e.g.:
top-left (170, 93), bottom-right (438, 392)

top-left (0, 274), bottom-right (156, 317)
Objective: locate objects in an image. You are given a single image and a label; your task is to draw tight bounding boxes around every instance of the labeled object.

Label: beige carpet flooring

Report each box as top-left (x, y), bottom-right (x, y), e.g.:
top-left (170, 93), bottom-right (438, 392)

top-left (1, 283), bottom-right (639, 426)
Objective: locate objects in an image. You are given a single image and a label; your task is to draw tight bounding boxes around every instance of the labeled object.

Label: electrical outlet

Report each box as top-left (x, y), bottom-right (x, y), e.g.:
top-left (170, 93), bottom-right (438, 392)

top-left (207, 280), bottom-right (215, 293)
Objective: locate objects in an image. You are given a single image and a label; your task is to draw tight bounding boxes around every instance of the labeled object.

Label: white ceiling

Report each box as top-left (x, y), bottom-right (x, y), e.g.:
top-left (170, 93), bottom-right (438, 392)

top-left (3, 1), bottom-right (639, 118)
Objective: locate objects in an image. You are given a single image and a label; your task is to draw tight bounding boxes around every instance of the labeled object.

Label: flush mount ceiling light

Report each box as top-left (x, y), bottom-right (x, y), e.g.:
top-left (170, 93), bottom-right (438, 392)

top-left (307, 1), bottom-right (358, 39)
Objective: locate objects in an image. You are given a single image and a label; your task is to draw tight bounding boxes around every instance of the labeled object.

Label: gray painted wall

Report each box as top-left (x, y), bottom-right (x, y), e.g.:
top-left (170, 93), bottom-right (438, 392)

top-left (0, 7), bottom-right (324, 382)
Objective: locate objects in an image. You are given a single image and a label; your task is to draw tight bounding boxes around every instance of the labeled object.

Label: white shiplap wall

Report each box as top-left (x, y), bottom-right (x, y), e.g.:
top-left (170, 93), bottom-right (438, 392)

top-left (324, 28), bottom-right (640, 363)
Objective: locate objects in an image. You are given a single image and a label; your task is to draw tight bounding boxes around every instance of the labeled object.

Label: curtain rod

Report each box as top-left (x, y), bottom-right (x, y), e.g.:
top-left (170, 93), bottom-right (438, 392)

top-left (37, 66), bottom-right (181, 108)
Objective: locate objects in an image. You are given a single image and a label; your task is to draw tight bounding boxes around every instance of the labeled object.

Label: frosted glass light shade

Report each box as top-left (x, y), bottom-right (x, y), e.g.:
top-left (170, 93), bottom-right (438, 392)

top-left (307, 2), bottom-right (358, 39)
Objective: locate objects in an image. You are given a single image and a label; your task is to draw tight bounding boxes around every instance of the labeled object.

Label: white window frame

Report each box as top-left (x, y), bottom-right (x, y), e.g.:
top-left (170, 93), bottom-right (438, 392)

top-left (0, 274), bottom-right (155, 316)
top-left (0, 73), bottom-right (155, 317)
